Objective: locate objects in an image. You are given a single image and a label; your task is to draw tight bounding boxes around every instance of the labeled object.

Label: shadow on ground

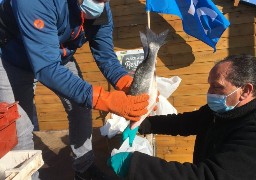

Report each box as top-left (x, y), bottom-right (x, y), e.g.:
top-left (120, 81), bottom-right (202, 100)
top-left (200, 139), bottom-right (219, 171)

top-left (34, 128), bottom-right (122, 180)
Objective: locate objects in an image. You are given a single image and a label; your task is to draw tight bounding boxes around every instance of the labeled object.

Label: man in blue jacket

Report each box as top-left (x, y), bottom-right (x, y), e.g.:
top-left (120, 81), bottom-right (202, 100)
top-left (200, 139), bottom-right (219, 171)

top-left (0, 0), bottom-right (149, 179)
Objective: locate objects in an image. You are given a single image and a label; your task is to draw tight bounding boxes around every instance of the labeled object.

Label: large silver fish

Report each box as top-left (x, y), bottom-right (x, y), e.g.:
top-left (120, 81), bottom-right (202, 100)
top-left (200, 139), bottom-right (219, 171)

top-left (129, 27), bottom-right (169, 129)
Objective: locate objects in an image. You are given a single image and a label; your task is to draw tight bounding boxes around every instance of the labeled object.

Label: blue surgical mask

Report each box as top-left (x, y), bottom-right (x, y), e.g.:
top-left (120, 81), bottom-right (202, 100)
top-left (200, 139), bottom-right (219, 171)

top-left (207, 87), bottom-right (241, 113)
top-left (80, 0), bottom-right (104, 19)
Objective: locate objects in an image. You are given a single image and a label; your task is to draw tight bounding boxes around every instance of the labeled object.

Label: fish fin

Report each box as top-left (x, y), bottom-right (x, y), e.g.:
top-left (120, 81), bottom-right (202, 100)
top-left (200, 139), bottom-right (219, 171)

top-left (139, 31), bottom-right (149, 59)
top-left (146, 27), bottom-right (170, 47)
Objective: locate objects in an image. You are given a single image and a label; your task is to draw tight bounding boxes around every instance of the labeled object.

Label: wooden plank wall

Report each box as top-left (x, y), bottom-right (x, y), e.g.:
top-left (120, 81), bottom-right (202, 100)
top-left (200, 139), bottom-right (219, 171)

top-left (35, 0), bottom-right (256, 163)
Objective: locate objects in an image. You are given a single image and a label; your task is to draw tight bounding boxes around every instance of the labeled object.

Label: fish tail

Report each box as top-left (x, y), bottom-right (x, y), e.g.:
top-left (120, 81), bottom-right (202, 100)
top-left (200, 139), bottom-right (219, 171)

top-left (139, 27), bottom-right (169, 57)
top-left (139, 31), bottom-right (149, 57)
top-left (146, 27), bottom-right (169, 47)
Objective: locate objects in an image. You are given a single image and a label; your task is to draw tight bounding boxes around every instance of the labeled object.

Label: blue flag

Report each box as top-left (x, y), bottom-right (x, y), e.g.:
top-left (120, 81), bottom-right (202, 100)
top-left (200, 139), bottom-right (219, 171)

top-left (146, 0), bottom-right (230, 51)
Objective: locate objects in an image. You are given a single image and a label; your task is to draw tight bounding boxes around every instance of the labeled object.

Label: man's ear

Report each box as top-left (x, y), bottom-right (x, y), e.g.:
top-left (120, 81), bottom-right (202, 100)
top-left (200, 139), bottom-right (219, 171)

top-left (240, 83), bottom-right (254, 100)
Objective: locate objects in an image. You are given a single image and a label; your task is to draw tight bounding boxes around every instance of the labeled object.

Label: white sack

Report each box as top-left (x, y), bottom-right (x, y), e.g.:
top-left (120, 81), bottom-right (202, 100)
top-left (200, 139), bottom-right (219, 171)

top-left (111, 136), bottom-right (153, 156)
top-left (100, 76), bottom-right (182, 138)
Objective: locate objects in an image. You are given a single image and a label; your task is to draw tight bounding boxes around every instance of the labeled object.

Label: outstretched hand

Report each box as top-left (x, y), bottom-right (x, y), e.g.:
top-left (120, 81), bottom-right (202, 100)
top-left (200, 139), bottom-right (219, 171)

top-left (122, 125), bottom-right (139, 147)
top-left (107, 152), bottom-right (132, 178)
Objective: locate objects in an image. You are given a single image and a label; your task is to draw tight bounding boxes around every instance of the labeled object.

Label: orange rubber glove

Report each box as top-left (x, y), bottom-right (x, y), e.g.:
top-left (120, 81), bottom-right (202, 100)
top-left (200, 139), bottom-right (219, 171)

top-left (115, 75), bottom-right (133, 94)
top-left (116, 75), bottom-right (159, 111)
top-left (92, 86), bottom-right (149, 121)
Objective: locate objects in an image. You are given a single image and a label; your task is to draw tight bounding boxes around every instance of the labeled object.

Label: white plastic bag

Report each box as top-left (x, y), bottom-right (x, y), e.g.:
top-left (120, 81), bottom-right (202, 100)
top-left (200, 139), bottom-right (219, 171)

top-left (150, 76), bottom-right (181, 116)
top-left (100, 76), bottom-right (182, 138)
top-left (152, 94), bottom-right (177, 115)
top-left (111, 136), bottom-right (153, 156)
top-left (100, 113), bottom-right (129, 139)
top-left (156, 76), bottom-right (182, 99)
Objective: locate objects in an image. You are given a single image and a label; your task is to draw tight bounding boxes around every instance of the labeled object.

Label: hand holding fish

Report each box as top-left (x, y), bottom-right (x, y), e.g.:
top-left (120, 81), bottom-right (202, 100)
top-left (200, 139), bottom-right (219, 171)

top-left (115, 74), bottom-right (133, 94)
top-left (92, 86), bottom-right (149, 121)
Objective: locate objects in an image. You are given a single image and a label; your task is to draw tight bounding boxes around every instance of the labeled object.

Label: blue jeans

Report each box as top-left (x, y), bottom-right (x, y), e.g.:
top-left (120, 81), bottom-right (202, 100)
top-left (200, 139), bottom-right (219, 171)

top-left (0, 57), bottom-right (94, 173)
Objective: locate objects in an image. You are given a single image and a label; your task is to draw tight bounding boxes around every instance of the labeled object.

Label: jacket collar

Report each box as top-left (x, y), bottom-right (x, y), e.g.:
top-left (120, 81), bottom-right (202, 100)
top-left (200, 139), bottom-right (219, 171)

top-left (214, 98), bottom-right (256, 120)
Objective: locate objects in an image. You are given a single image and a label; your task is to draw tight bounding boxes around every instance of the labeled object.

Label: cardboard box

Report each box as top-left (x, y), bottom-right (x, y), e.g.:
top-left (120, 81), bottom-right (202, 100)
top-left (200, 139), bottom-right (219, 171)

top-left (0, 102), bottom-right (20, 158)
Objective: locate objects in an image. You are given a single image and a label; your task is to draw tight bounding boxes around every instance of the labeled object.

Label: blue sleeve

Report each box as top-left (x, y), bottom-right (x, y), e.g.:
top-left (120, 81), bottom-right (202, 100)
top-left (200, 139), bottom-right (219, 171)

top-left (37, 62), bottom-right (92, 107)
top-left (12, 0), bottom-right (60, 73)
top-left (85, 2), bottom-right (128, 87)
top-left (12, 0), bottom-right (93, 107)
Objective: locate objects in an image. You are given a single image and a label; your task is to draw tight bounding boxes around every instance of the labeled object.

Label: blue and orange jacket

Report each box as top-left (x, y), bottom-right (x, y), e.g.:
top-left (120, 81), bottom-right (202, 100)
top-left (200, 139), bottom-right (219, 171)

top-left (1, 0), bottom-right (128, 108)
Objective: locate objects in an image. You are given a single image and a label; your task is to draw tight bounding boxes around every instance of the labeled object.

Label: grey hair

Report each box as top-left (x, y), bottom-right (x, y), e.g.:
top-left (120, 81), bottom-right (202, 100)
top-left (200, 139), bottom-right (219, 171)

top-left (215, 54), bottom-right (256, 96)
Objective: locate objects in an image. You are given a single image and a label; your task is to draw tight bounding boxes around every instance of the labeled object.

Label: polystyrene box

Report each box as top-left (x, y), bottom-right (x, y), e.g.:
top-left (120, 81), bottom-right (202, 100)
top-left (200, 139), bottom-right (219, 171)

top-left (0, 102), bottom-right (20, 159)
top-left (0, 150), bottom-right (44, 180)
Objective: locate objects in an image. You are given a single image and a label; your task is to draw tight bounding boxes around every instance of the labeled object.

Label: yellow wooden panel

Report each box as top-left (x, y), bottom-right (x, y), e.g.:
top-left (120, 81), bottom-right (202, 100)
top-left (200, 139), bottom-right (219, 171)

top-left (35, 95), bottom-right (62, 104)
top-left (36, 103), bottom-right (65, 112)
top-left (74, 53), bottom-right (95, 63)
top-left (156, 136), bottom-right (176, 144)
top-left (175, 135), bottom-right (196, 141)
top-left (172, 74), bottom-right (208, 86)
top-left (84, 71), bottom-right (106, 82)
top-left (163, 154), bottom-right (193, 163)
top-left (217, 3), bottom-right (256, 13)
top-left (75, 43), bottom-right (91, 54)
top-left (79, 62), bottom-right (101, 73)
top-left (111, 3), bottom-right (145, 17)
top-left (165, 36), bottom-right (256, 54)
top-left (110, 0), bottom-right (145, 7)
top-left (35, 86), bottom-right (55, 95)
top-left (173, 84), bottom-right (209, 96)
top-left (116, 23), bottom-right (255, 44)
top-left (175, 106), bottom-right (201, 113)
top-left (39, 121), bottom-right (68, 131)
top-left (157, 146), bottom-right (194, 155)
top-left (173, 95), bottom-right (206, 107)
top-left (156, 140), bottom-right (195, 148)
top-left (227, 11), bottom-right (256, 25)
top-left (115, 22), bottom-right (178, 40)
top-left (163, 45), bottom-right (256, 67)
top-left (37, 112), bottom-right (67, 122)
top-left (157, 62), bottom-right (214, 77)
top-left (93, 120), bottom-right (104, 127)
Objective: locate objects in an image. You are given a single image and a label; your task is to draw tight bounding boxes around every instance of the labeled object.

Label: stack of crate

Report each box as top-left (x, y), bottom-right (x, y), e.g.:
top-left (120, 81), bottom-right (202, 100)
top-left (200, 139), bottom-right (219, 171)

top-left (0, 102), bottom-right (20, 158)
top-left (0, 102), bottom-right (44, 180)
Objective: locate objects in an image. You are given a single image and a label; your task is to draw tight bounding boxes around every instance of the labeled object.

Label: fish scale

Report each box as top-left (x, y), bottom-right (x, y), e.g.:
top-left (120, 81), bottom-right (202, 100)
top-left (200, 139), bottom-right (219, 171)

top-left (129, 27), bottom-right (169, 129)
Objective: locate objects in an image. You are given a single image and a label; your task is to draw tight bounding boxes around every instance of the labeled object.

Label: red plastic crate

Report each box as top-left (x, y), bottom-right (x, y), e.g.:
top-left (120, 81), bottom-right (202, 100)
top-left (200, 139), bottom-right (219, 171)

top-left (0, 102), bottom-right (20, 158)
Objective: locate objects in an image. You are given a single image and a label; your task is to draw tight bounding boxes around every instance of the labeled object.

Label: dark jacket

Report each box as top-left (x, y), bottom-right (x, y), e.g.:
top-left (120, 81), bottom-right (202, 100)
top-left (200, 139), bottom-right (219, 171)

top-left (130, 99), bottom-right (256, 180)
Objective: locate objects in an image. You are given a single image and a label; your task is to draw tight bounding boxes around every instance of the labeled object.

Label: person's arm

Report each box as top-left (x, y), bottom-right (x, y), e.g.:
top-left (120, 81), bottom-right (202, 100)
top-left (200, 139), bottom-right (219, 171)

top-left (12, 0), bottom-right (93, 106)
top-left (85, 2), bottom-right (129, 88)
top-left (139, 105), bottom-right (213, 136)
top-left (129, 121), bottom-right (256, 180)
top-left (110, 122), bottom-right (256, 180)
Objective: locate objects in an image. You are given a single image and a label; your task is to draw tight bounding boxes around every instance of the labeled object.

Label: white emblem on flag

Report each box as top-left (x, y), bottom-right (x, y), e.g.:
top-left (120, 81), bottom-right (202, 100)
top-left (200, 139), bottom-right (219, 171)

top-left (188, 0), bottom-right (218, 35)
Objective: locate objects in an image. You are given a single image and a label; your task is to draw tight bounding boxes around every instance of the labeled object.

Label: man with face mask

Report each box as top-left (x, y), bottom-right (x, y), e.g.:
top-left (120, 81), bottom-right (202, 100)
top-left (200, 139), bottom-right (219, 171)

top-left (108, 54), bottom-right (256, 180)
top-left (0, 0), bottom-right (150, 179)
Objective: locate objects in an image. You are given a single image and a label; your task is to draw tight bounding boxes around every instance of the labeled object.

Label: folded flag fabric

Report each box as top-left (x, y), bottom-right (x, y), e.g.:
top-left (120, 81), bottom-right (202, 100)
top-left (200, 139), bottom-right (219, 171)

top-left (146, 0), bottom-right (230, 51)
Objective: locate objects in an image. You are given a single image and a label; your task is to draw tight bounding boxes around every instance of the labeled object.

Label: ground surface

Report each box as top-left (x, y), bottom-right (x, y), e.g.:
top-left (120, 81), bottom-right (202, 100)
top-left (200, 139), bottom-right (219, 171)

top-left (34, 128), bottom-right (122, 180)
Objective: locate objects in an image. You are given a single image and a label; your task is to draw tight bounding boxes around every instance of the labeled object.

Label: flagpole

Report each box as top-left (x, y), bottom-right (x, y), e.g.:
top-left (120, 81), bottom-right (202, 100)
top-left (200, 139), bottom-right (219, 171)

top-left (146, 9), bottom-right (155, 156)
top-left (147, 11), bottom-right (151, 29)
